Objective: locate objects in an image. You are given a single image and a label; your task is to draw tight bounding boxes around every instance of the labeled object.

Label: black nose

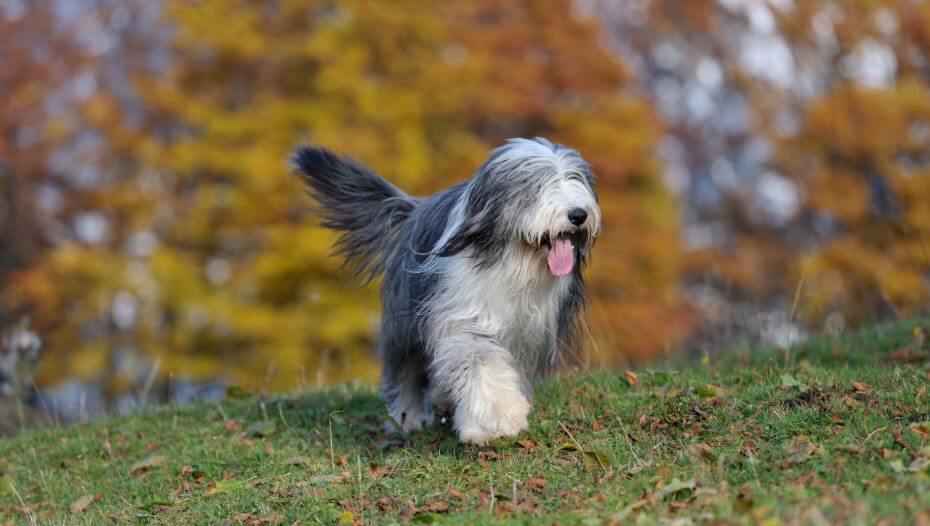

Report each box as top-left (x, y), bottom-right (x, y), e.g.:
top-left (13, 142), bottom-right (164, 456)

top-left (567, 207), bottom-right (587, 226)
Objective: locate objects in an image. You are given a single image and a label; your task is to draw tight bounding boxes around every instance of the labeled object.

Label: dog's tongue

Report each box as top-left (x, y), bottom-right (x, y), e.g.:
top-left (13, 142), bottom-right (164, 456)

top-left (546, 235), bottom-right (574, 277)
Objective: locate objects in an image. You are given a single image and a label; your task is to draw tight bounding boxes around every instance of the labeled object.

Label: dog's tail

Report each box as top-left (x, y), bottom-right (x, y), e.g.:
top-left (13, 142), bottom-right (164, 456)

top-left (292, 146), bottom-right (419, 280)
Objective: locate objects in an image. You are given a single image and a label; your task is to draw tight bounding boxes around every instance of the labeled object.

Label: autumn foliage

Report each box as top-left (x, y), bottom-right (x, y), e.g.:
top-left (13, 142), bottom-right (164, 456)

top-left (2, 1), bottom-right (930, 400)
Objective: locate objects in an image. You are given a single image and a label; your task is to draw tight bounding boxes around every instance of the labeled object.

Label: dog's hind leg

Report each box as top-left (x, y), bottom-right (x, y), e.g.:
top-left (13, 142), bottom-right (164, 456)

top-left (381, 354), bottom-right (434, 433)
top-left (429, 330), bottom-right (530, 445)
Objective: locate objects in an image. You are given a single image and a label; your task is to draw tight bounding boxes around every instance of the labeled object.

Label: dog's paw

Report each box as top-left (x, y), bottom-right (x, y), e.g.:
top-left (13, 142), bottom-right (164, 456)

top-left (384, 403), bottom-right (434, 434)
top-left (455, 395), bottom-right (530, 444)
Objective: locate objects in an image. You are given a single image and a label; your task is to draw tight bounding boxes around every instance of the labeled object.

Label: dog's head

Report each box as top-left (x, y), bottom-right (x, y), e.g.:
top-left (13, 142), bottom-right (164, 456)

top-left (437, 138), bottom-right (600, 276)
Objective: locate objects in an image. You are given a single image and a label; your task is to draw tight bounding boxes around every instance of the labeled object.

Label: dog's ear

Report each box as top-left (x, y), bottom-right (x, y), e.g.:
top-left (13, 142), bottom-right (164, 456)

top-left (435, 210), bottom-right (488, 257)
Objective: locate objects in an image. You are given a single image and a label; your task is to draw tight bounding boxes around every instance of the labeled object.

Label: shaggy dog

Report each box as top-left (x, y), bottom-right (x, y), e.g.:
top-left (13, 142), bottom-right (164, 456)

top-left (293, 138), bottom-right (600, 444)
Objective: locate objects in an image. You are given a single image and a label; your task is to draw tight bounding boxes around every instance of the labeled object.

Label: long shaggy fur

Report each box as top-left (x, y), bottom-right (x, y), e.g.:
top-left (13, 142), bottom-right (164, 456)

top-left (293, 138), bottom-right (600, 444)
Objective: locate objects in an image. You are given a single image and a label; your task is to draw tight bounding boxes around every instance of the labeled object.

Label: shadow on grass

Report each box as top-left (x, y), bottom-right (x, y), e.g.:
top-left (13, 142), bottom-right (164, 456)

top-left (252, 386), bottom-right (472, 456)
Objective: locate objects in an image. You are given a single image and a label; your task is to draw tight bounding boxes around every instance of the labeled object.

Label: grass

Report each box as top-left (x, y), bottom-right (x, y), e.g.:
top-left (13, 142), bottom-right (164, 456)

top-left (2, 317), bottom-right (930, 525)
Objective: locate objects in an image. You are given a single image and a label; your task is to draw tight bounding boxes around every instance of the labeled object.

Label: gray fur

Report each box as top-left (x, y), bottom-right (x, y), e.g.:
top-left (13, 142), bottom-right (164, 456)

top-left (293, 138), bottom-right (600, 444)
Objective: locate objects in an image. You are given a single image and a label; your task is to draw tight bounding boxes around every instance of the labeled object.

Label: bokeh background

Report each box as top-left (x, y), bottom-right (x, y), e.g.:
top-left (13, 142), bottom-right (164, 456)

top-left (2, 0), bottom-right (929, 431)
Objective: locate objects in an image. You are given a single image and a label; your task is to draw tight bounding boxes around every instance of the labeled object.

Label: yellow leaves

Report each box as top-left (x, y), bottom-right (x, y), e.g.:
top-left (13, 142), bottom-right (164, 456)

top-left (14, 0), bottom-right (689, 395)
top-left (785, 80), bottom-right (930, 325)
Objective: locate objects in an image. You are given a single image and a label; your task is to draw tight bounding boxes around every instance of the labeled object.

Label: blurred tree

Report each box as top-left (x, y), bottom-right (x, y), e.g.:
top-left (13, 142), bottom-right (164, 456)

top-left (771, 1), bottom-right (930, 325)
top-left (0, 1), bottom-right (85, 329)
top-left (14, 0), bottom-right (690, 396)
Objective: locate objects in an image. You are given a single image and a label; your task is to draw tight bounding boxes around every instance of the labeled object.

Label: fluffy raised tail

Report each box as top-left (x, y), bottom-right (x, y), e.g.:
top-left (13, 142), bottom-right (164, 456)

top-left (292, 146), bottom-right (419, 281)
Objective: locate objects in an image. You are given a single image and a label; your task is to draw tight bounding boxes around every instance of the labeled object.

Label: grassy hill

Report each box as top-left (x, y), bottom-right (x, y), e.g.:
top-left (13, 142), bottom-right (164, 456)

top-left (2, 318), bottom-right (930, 525)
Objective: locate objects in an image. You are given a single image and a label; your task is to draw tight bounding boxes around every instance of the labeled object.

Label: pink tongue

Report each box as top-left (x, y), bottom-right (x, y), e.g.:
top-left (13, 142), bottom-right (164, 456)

top-left (546, 236), bottom-right (574, 276)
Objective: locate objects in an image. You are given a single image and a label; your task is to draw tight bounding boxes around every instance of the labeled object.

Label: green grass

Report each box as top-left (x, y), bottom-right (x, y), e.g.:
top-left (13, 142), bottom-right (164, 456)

top-left (3, 317), bottom-right (930, 525)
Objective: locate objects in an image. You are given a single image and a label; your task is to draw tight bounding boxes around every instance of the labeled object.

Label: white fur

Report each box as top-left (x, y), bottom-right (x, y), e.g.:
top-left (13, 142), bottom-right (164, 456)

top-left (418, 140), bottom-right (600, 444)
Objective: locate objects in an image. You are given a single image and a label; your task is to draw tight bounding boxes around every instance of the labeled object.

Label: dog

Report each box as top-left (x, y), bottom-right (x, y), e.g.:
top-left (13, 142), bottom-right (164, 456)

top-left (293, 138), bottom-right (600, 444)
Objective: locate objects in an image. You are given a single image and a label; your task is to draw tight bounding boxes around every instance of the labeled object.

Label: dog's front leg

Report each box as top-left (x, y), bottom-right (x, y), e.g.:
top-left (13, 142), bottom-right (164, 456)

top-left (429, 332), bottom-right (530, 445)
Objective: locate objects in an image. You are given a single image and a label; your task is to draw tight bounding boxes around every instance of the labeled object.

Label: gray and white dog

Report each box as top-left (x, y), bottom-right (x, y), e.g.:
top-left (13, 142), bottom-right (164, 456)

top-left (293, 138), bottom-right (600, 444)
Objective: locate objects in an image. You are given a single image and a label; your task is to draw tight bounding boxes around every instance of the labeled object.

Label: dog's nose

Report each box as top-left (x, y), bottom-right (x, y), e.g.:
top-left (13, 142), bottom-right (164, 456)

top-left (567, 207), bottom-right (587, 226)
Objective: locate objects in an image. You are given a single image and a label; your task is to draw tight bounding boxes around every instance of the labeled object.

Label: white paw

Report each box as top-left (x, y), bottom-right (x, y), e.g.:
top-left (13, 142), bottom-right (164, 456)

top-left (455, 395), bottom-right (530, 444)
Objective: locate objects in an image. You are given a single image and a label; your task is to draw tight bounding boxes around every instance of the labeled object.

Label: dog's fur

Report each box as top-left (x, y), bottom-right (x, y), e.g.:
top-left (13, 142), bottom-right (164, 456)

top-left (293, 138), bottom-right (600, 444)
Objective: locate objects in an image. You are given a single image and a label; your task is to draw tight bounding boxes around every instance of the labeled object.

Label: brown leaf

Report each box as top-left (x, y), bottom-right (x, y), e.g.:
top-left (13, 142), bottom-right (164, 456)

top-left (892, 426), bottom-right (910, 450)
top-left (425, 500), bottom-right (449, 513)
top-left (130, 454), bottom-right (168, 475)
top-left (688, 443), bottom-right (717, 463)
top-left (368, 462), bottom-right (392, 478)
top-left (477, 450), bottom-right (501, 462)
top-left (917, 386), bottom-right (926, 405)
top-left (517, 439), bottom-right (537, 450)
top-left (889, 345), bottom-right (919, 363)
top-left (851, 381), bottom-right (871, 394)
top-left (230, 512), bottom-right (284, 525)
top-left (692, 404), bottom-right (710, 420)
top-left (523, 478), bottom-right (546, 493)
top-left (70, 494), bottom-right (95, 514)
top-left (447, 488), bottom-right (466, 500)
top-left (782, 436), bottom-right (823, 466)
top-left (223, 419), bottom-right (241, 432)
top-left (624, 371), bottom-right (640, 386)
top-left (377, 497), bottom-right (397, 511)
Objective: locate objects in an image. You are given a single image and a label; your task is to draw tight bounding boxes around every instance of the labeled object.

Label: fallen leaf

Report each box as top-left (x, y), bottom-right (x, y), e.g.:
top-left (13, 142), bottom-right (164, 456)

top-left (139, 500), bottom-right (174, 513)
top-left (892, 427), bottom-right (910, 450)
top-left (889, 457), bottom-right (930, 473)
top-left (282, 456), bottom-right (313, 467)
top-left (655, 479), bottom-right (696, 501)
top-left (231, 512), bottom-right (284, 525)
top-left (780, 374), bottom-right (806, 391)
top-left (688, 443), bottom-right (717, 463)
top-left (180, 464), bottom-right (205, 479)
top-left (624, 371), bottom-right (640, 386)
top-left (206, 479), bottom-right (245, 495)
top-left (0, 474), bottom-right (13, 496)
top-left (852, 381), bottom-right (872, 394)
top-left (447, 488), bottom-right (466, 499)
top-left (130, 454), bottom-right (168, 475)
top-left (424, 501), bottom-right (449, 513)
top-left (582, 450), bottom-right (612, 472)
top-left (692, 404), bottom-right (710, 420)
top-left (377, 497), bottom-right (398, 511)
top-left (782, 437), bottom-right (823, 465)
top-left (523, 478), bottom-right (546, 492)
top-left (612, 498), bottom-right (649, 522)
top-left (70, 494), bottom-right (95, 514)
top-left (247, 421), bottom-right (276, 438)
top-left (223, 420), bottom-right (241, 433)
top-left (912, 422), bottom-right (930, 439)
top-left (368, 462), bottom-right (392, 477)
top-left (917, 387), bottom-right (926, 405)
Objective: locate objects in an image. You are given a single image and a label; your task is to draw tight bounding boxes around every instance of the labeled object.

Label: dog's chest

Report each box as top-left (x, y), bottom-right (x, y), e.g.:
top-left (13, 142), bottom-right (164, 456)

top-left (457, 254), bottom-right (570, 359)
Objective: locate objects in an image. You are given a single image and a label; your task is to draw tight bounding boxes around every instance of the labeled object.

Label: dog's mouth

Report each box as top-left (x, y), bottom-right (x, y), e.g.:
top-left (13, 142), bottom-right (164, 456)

top-left (540, 230), bottom-right (585, 277)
